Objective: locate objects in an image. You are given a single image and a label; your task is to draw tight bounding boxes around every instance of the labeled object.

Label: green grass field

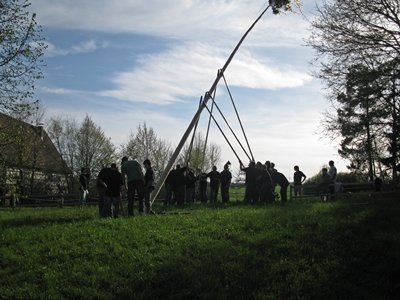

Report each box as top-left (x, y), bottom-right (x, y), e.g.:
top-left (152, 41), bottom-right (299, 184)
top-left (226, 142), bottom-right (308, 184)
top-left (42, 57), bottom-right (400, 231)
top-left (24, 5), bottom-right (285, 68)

top-left (1, 194), bottom-right (399, 299)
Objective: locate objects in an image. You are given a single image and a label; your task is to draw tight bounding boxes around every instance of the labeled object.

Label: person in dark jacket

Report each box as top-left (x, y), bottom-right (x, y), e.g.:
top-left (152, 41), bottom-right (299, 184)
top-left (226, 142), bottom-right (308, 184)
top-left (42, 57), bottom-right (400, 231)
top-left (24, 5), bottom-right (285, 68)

top-left (207, 166), bottom-right (220, 204)
top-left (240, 161), bottom-right (257, 204)
top-left (220, 162), bottom-right (232, 204)
top-left (259, 164), bottom-right (274, 204)
top-left (102, 163), bottom-right (124, 217)
top-left (185, 168), bottom-right (197, 204)
top-left (198, 172), bottom-right (208, 203)
top-left (272, 171), bottom-right (289, 202)
top-left (173, 165), bottom-right (186, 205)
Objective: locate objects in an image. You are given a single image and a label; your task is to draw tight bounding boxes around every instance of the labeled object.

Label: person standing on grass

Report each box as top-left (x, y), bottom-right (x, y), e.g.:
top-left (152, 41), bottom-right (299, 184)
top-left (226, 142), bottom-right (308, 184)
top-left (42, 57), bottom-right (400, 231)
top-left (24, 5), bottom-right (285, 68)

top-left (79, 167), bottom-right (90, 208)
top-left (199, 172), bottom-right (208, 203)
top-left (293, 165), bottom-right (307, 198)
top-left (102, 163), bottom-right (124, 218)
top-left (207, 165), bottom-right (221, 205)
top-left (328, 160), bottom-right (337, 200)
top-left (259, 164), bottom-right (274, 203)
top-left (328, 160), bottom-right (337, 183)
top-left (185, 168), bottom-right (197, 204)
top-left (220, 161), bottom-right (232, 205)
top-left (173, 164), bottom-right (187, 206)
top-left (318, 167), bottom-right (332, 201)
top-left (143, 159), bottom-right (155, 214)
top-left (96, 166), bottom-right (110, 217)
top-left (121, 156), bottom-right (144, 216)
top-left (164, 169), bottom-right (174, 206)
top-left (240, 161), bottom-right (257, 204)
top-left (272, 170), bottom-right (289, 203)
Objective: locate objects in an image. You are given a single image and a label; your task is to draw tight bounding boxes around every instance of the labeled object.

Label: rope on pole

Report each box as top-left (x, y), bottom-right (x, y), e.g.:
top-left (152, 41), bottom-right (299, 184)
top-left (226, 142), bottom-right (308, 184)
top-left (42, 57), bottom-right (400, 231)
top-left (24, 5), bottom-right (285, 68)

top-left (150, 4), bottom-right (272, 207)
top-left (204, 101), bottom-right (243, 163)
top-left (207, 88), bottom-right (252, 162)
top-left (221, 71), bottom-right (255, 162)
top-left (201, 89), bottom-right (216, 171)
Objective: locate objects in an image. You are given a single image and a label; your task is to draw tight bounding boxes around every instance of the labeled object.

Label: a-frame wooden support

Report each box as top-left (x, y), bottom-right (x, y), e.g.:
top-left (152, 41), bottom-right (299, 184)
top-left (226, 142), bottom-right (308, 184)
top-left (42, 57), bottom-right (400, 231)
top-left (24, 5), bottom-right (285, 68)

top-left (150, 3), bottom-right (273, 207)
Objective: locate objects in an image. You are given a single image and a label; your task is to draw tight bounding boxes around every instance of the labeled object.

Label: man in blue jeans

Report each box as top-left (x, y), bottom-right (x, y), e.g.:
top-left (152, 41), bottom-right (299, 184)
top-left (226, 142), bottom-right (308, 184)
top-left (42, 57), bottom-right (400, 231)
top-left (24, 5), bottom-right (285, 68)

top-left (121, 156), bottom-right (144, 216)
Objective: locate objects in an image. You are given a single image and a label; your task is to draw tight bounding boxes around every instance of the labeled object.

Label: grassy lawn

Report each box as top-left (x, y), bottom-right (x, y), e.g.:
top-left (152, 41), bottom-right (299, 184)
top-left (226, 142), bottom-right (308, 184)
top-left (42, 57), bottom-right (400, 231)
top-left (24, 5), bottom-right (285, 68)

top-left (1, 194), bottom-right (399, 299)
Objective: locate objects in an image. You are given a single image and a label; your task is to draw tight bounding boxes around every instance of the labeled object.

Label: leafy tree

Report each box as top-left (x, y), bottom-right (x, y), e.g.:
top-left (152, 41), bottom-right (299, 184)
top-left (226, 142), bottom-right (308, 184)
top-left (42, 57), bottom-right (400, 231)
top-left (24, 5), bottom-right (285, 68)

top-left (326, 65), bottom-right (386, 181)
top-left (0, 0), bottom-right (46, 114)
top-left (309, 0), bottom-right (400, 185)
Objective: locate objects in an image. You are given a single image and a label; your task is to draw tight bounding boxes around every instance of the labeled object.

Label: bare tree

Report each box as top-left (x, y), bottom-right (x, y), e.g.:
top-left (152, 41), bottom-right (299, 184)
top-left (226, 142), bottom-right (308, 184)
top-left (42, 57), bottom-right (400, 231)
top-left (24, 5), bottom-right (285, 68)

top-left (47, 116), bottom-right (79, 192)
top-left (47, 115), bottom-right (116, 191)
top-left (121, 122), bottom-right (173, 179)
top-left (75, 115), bottom-right (116, 176)
top-left (308, 0), bottom-right (400, 185)
top-left (179, 132), bottom-right (222, 172)
top-left (308, 0), bottom-right (400, 96)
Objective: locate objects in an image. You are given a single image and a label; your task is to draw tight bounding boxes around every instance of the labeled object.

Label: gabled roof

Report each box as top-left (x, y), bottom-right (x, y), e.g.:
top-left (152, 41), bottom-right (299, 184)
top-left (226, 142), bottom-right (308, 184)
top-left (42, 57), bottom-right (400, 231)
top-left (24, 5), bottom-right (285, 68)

top-left (0, 112), bottom-right (70, 174)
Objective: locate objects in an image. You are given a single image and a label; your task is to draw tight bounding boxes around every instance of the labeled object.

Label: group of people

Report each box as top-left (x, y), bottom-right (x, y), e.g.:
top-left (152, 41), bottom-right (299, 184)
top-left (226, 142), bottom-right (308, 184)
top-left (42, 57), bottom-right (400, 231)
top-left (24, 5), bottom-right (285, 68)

top-left (86, 156), bottom-right (155, 218)
top-left (240, 160), bottom-right (294, 204)
top-left (78, 156), bottom-right (339, 218)
top-left (318, 160), bottom-right (338, 201)
top-left (164, 161), bottom-right (233, 206)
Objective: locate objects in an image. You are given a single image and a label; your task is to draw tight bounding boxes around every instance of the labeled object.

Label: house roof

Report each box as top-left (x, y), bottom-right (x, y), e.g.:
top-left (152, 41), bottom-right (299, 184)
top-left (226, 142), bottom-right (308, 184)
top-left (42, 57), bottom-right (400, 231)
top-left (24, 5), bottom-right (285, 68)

top-left (0, 112), bottom-right (70, 174)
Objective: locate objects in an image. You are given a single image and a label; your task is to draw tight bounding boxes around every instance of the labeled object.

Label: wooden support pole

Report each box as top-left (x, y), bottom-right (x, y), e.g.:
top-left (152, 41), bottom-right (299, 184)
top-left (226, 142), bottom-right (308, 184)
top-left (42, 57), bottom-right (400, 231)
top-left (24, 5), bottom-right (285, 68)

top-left (150, 4), bottom-right (271, 206)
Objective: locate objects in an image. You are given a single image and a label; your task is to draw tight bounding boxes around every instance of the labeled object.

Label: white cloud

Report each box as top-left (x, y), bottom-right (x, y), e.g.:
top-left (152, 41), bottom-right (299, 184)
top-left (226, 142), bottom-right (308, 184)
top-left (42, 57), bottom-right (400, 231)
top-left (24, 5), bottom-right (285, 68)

top-left (99, 42), bottom-right (312, 104)
top-left (44, 40), bottom-right (106, 57)
top-left (34, 1), bottom-right (347, 178)
top-left (31, 0), bottom-right (311, 47)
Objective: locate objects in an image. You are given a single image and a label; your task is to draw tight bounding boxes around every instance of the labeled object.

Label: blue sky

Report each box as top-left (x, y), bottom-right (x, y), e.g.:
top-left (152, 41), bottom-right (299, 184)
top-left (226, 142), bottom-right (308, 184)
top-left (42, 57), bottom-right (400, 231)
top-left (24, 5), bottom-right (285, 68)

top-left (29, 0), bottom-right (346, 180)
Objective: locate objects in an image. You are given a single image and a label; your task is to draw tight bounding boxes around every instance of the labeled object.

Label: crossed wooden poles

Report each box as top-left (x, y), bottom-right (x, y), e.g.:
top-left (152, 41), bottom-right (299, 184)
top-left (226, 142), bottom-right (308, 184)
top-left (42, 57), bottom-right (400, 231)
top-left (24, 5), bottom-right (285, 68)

top-left (150, 3), bottom-right (273, 207)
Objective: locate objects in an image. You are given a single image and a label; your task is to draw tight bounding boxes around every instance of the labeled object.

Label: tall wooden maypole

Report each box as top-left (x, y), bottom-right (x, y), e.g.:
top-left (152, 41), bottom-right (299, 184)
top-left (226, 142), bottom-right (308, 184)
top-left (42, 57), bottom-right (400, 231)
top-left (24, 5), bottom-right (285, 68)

top-left (150, 0), bottom-right (295, 206)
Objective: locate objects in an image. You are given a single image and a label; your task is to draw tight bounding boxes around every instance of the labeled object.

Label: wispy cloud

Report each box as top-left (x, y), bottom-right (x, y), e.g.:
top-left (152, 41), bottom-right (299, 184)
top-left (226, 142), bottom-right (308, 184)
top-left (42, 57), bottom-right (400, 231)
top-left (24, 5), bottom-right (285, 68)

top-left (44, 39), bottom-right (107, 57)
top-left (32, 1), bottom-right (345, 178)
top-left (31, 0), bottom-right (310, 46)
top-left (99, 42), bottom-right (312, 104)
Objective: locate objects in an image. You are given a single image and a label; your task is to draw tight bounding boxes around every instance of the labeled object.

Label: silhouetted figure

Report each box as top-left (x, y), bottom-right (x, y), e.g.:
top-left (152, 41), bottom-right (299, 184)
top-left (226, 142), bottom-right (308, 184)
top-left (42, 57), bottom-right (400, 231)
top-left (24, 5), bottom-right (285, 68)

top-left (207, 166), bottom-right (221, 205)
top-left (220, 162), bottom-right (232, 204)
top-left (328, 160), bottom-right (337, 200)
top-left (121, 156), bottom-right (144, 216)
top-left (240, 161), bottom-right (257, 204)
top-left (143, 159), bottom-right (155, 214)
top-left (293, 165), bottom-right (307, 198)
top-left (199, 172), bottom-right (208, 203)
top-left (185, 168), bottom-right (196, 204)
top-left (259, 165), bottom-right (274, 203)
top-left (104, 163), bottom-right (124, 217)
top-left (79, 167), bottom-right (91, 207)
top-left (254, 162), bottom-right (265, 204)
top-left (318, 167), bottom-right (332, 201)
top-left (272, 171), bottom-right (289, 202)
top-left (165, 169), bottom-right (174, 205)
top-left (97, 166), bottom-right (110, 217)
top-left (173, 165), bottom-right (186, 206)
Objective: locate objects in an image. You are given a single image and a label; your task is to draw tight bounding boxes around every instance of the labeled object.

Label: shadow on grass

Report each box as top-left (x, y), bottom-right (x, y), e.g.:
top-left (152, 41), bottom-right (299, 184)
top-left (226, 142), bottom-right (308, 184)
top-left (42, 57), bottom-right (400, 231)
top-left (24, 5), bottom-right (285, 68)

top-left (115, 197), bottom-right (400, 300)
top-left (0, 210), bottom-right (95, 228)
